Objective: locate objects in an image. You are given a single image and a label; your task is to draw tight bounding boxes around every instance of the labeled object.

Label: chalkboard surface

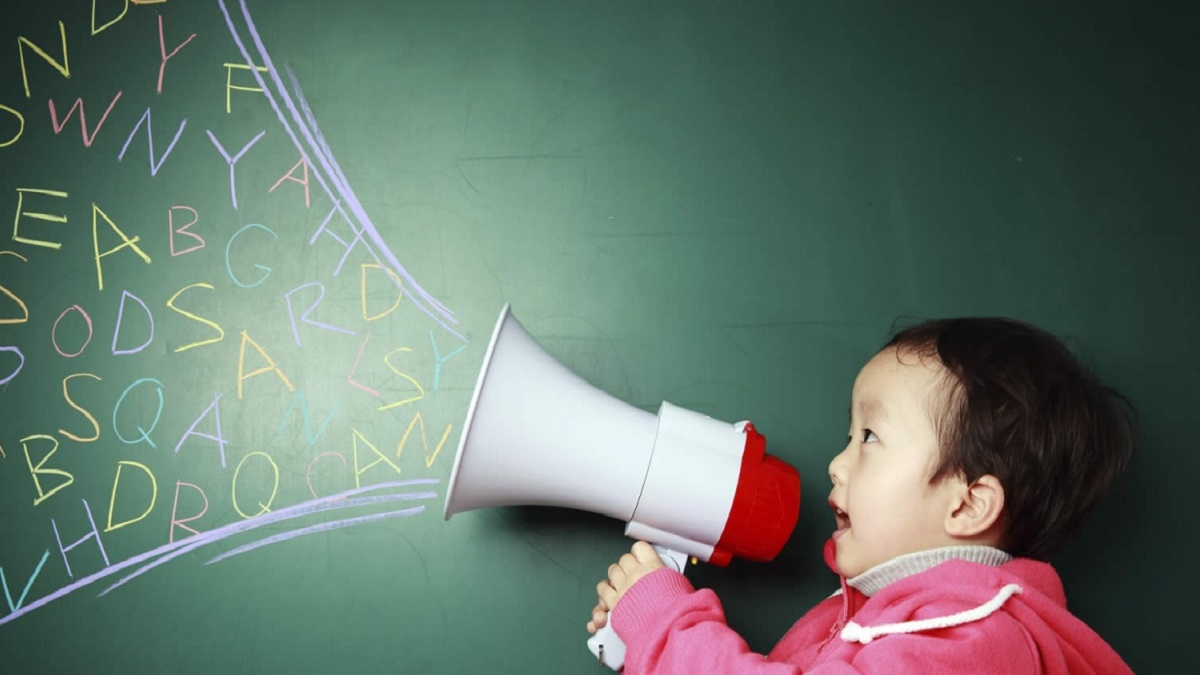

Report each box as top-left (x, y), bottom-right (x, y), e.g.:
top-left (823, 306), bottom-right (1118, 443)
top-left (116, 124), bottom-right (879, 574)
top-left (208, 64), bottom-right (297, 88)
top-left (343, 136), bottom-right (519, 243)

top-left (0, 1), bottom-right (1192, 672)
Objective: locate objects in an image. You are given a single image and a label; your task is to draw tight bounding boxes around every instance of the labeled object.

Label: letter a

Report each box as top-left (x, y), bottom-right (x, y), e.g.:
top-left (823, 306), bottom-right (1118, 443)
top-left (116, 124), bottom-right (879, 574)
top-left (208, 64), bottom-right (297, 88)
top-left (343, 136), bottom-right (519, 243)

top-left (351, 429), bottom-right (401, 488)
top-left (269, 155), bottom-right (311, 208)
top-left (236, 331), bottom-right (294, 399)
top-left (92, 203), bottom-right (151, 291)
top-left (174, 393), bottom-right (229, 468)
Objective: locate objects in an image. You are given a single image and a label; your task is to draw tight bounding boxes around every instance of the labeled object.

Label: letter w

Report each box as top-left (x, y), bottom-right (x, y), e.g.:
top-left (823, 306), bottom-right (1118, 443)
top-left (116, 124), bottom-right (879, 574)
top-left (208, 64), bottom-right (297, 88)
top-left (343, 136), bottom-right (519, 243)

top-left (49, 91), bottom-right (123, 147)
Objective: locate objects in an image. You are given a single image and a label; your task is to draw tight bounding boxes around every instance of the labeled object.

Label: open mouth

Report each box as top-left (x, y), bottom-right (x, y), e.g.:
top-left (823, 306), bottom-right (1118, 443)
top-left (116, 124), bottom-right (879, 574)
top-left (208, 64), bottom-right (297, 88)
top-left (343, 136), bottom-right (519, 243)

top-left (829, 499), bottom-right (850, 530)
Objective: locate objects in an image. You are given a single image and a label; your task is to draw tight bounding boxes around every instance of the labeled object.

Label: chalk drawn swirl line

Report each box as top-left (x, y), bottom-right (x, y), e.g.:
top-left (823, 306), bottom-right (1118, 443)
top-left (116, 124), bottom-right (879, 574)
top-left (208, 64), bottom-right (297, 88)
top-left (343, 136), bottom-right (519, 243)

top-left (0, 480), bottom-right (439, 627)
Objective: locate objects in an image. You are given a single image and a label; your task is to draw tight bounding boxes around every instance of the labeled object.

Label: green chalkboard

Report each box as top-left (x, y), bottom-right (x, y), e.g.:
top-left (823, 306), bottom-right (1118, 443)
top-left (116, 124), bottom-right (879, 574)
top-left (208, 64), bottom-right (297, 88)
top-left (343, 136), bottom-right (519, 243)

top-left (0, 1), bottom-right (1193, 672)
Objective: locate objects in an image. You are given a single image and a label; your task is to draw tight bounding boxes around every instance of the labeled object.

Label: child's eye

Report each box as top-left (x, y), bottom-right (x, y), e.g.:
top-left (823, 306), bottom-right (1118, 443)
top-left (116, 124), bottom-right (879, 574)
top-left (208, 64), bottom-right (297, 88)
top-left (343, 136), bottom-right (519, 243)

top-left (862, 429), bottom-right (878, 443)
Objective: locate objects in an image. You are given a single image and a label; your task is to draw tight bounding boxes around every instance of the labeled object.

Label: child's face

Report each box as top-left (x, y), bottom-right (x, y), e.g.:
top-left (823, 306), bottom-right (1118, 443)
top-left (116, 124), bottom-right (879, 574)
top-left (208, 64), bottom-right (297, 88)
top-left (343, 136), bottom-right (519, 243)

top-left (827, 347), bottom-right (968, 578)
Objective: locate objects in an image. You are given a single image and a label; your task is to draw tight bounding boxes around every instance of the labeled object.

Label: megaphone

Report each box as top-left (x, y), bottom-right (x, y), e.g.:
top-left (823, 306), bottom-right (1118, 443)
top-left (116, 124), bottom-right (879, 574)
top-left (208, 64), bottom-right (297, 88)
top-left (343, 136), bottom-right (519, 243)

top-left (444, 304), bottom-right (800, 669)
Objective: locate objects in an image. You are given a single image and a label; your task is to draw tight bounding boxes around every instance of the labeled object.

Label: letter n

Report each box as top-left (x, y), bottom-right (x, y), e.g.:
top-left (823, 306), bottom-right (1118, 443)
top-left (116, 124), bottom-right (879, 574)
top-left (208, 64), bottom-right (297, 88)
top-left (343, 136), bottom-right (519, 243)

top-left (276, 390), bottom-right (338, 446)
top-left (117, 107), bottom-right (187, 176)
top-left (396, 412), bottom-right (454, 469)
top-left (18, 21), bottom-right (70, 98)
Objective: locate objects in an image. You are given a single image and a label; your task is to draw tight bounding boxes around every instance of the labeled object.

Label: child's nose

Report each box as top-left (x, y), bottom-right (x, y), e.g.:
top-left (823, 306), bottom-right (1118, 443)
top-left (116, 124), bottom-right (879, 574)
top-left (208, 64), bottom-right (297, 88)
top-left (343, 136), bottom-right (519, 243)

top-left (828, 448), bottom-right (848, 486)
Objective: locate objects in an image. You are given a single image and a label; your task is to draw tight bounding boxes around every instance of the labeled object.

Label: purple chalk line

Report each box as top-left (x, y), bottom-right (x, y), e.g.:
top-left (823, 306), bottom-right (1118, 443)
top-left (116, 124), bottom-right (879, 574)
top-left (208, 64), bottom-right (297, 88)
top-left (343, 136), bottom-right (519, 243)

top-left (99, 486), bottom-right (436, 597)
top-left (205, 505), bottom-right (425, 564)
top-left (0, 480), bottom-right (438, 626)
top-left (3, 0), bottom-right (472, 628)
top-left (217, 0), bottom-right (464, 341)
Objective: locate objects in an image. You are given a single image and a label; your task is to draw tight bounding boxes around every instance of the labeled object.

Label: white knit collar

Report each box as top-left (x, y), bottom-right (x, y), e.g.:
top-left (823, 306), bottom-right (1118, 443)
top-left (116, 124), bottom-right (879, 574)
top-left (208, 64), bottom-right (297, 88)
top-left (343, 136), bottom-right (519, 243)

top-left (846, 546), bottom-right (1013, 597)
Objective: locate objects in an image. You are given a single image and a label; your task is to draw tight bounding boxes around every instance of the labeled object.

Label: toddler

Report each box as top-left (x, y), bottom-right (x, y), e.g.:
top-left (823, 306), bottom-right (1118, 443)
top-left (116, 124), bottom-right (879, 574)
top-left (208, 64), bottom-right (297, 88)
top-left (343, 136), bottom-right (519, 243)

top-left (587, 317), bottom-right (1136, 674)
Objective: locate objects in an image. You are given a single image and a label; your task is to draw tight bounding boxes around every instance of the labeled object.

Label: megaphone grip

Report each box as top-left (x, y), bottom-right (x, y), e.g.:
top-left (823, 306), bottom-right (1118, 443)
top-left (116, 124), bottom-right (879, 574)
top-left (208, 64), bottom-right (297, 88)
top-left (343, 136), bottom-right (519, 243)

top-left (587, 546), bottom-right (689, 670)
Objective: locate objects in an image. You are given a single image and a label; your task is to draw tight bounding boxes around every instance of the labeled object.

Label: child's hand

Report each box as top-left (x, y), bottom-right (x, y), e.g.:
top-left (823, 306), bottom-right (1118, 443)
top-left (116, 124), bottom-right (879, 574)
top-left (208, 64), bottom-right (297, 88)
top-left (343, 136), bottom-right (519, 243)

top-left (586, 541), bottom-right (665, 634)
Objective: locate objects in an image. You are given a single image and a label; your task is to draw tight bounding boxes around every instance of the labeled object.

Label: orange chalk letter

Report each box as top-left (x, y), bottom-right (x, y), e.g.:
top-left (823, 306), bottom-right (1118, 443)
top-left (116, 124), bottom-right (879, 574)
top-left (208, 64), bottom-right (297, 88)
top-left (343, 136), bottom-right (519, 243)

top-left (168, 205), bottom-right (203, 256)
top-left (169, 480), bottom-right (209, 542)
top-left (48, 92), bottom-right (122, 147)
top-left (156, 15), bottom-right (196, 94)
top-left (269, 155), bottom-right (311, 207)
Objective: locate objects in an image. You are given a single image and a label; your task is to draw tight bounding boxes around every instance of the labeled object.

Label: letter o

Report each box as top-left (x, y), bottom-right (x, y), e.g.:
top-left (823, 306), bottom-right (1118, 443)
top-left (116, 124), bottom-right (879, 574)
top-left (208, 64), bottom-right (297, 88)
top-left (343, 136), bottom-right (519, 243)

top-left (52, 305), bottom-right (94, 357)
top-left (305, 451), bottom-right (347, 499)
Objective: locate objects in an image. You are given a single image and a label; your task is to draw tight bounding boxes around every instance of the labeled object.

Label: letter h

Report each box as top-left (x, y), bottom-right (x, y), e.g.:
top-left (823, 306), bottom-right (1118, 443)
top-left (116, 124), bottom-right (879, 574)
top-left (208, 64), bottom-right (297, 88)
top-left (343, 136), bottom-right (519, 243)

top-left (51, 499), bottom-right (111, 578)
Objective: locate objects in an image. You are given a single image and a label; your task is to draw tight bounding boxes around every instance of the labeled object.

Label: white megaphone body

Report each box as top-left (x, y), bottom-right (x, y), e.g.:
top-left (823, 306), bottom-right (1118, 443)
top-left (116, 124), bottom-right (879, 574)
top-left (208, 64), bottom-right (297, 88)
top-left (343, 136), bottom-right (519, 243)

top-left (444, 305), bottom-right (801, 670)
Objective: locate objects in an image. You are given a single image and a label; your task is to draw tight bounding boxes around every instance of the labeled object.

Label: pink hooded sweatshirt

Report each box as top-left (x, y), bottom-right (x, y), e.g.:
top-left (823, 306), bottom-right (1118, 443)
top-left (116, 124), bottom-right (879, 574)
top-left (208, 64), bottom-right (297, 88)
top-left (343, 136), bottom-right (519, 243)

top-left (611, 542), bottom-right (1132, 674)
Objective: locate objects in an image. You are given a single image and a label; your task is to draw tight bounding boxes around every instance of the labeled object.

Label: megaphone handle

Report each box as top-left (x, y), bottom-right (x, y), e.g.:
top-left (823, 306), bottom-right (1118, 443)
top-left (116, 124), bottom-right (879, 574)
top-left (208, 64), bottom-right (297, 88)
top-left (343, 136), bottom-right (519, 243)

top-left (587, 545), bottom-right (690, 671)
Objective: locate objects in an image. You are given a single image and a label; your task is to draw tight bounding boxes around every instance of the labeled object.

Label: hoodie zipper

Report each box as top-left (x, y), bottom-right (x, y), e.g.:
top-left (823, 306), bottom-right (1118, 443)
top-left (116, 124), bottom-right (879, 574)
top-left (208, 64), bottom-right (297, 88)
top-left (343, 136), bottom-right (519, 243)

top-left (817, 577), bottom-right (853, 654)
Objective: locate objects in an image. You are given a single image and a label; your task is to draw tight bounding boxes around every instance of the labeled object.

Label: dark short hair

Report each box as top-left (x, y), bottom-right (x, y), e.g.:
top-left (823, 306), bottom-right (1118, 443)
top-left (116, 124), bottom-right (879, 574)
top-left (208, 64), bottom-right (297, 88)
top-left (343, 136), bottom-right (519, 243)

top-left (884, 318), bottom-right (1137, 560)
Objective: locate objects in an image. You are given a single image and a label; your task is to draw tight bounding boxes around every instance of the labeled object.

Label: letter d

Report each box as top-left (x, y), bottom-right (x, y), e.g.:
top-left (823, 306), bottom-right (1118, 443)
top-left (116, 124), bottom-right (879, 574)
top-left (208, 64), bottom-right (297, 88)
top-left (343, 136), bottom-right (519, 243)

top-left (106, 461), bottom-right (158, 532)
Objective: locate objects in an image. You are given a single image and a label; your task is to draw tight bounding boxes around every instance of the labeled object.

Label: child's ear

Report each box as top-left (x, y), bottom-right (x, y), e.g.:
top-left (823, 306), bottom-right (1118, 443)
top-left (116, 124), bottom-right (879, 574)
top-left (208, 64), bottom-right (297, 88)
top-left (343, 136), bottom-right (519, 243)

top-left (945, 474), bottom-right (1005, 540)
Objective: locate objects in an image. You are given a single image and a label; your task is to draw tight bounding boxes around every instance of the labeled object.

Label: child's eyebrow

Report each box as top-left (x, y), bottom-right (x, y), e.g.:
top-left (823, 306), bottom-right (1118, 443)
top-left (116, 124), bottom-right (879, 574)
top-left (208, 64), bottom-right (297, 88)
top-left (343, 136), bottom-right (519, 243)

top-left (852, 398), bottom-right (886, 422)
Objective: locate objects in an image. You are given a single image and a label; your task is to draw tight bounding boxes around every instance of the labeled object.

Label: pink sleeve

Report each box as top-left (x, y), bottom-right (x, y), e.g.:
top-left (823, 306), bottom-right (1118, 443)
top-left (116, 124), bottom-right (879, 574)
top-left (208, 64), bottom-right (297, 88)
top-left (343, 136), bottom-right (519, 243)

top-left (610, 570), bottom-right (1043, 675)
top-left (611, 568), bottom-right (804, 674)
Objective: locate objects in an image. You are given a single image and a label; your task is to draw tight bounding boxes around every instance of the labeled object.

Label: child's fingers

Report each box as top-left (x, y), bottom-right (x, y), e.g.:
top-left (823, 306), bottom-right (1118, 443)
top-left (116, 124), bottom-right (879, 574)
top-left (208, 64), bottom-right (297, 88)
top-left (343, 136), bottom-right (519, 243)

top-left (609, 561), bottom-right (630, 589)
top-left (597, 578), bottom-right (618, 607)
top-left (587, 606), bottom-right (607, 633)
top-left (630, 540), bottom-right (660, 563)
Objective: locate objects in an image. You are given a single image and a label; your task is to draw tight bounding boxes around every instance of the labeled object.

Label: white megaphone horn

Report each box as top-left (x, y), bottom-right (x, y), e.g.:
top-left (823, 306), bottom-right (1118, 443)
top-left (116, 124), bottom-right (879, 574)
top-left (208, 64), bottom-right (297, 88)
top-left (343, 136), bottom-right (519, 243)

top-left (444, 304), bottom-right (800, 670)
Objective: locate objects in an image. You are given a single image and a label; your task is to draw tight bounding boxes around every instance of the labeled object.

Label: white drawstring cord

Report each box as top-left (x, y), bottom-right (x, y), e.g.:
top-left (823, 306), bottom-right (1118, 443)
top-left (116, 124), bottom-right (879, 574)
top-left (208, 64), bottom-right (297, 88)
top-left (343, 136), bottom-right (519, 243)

top-left (840, 584), bottom-right (1024, 645)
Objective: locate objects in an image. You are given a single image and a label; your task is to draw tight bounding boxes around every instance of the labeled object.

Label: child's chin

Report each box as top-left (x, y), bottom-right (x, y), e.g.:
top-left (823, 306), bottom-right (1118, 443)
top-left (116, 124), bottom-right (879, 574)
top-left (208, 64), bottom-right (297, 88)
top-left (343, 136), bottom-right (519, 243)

top-left (834, 551), bottom-right (862, 577)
